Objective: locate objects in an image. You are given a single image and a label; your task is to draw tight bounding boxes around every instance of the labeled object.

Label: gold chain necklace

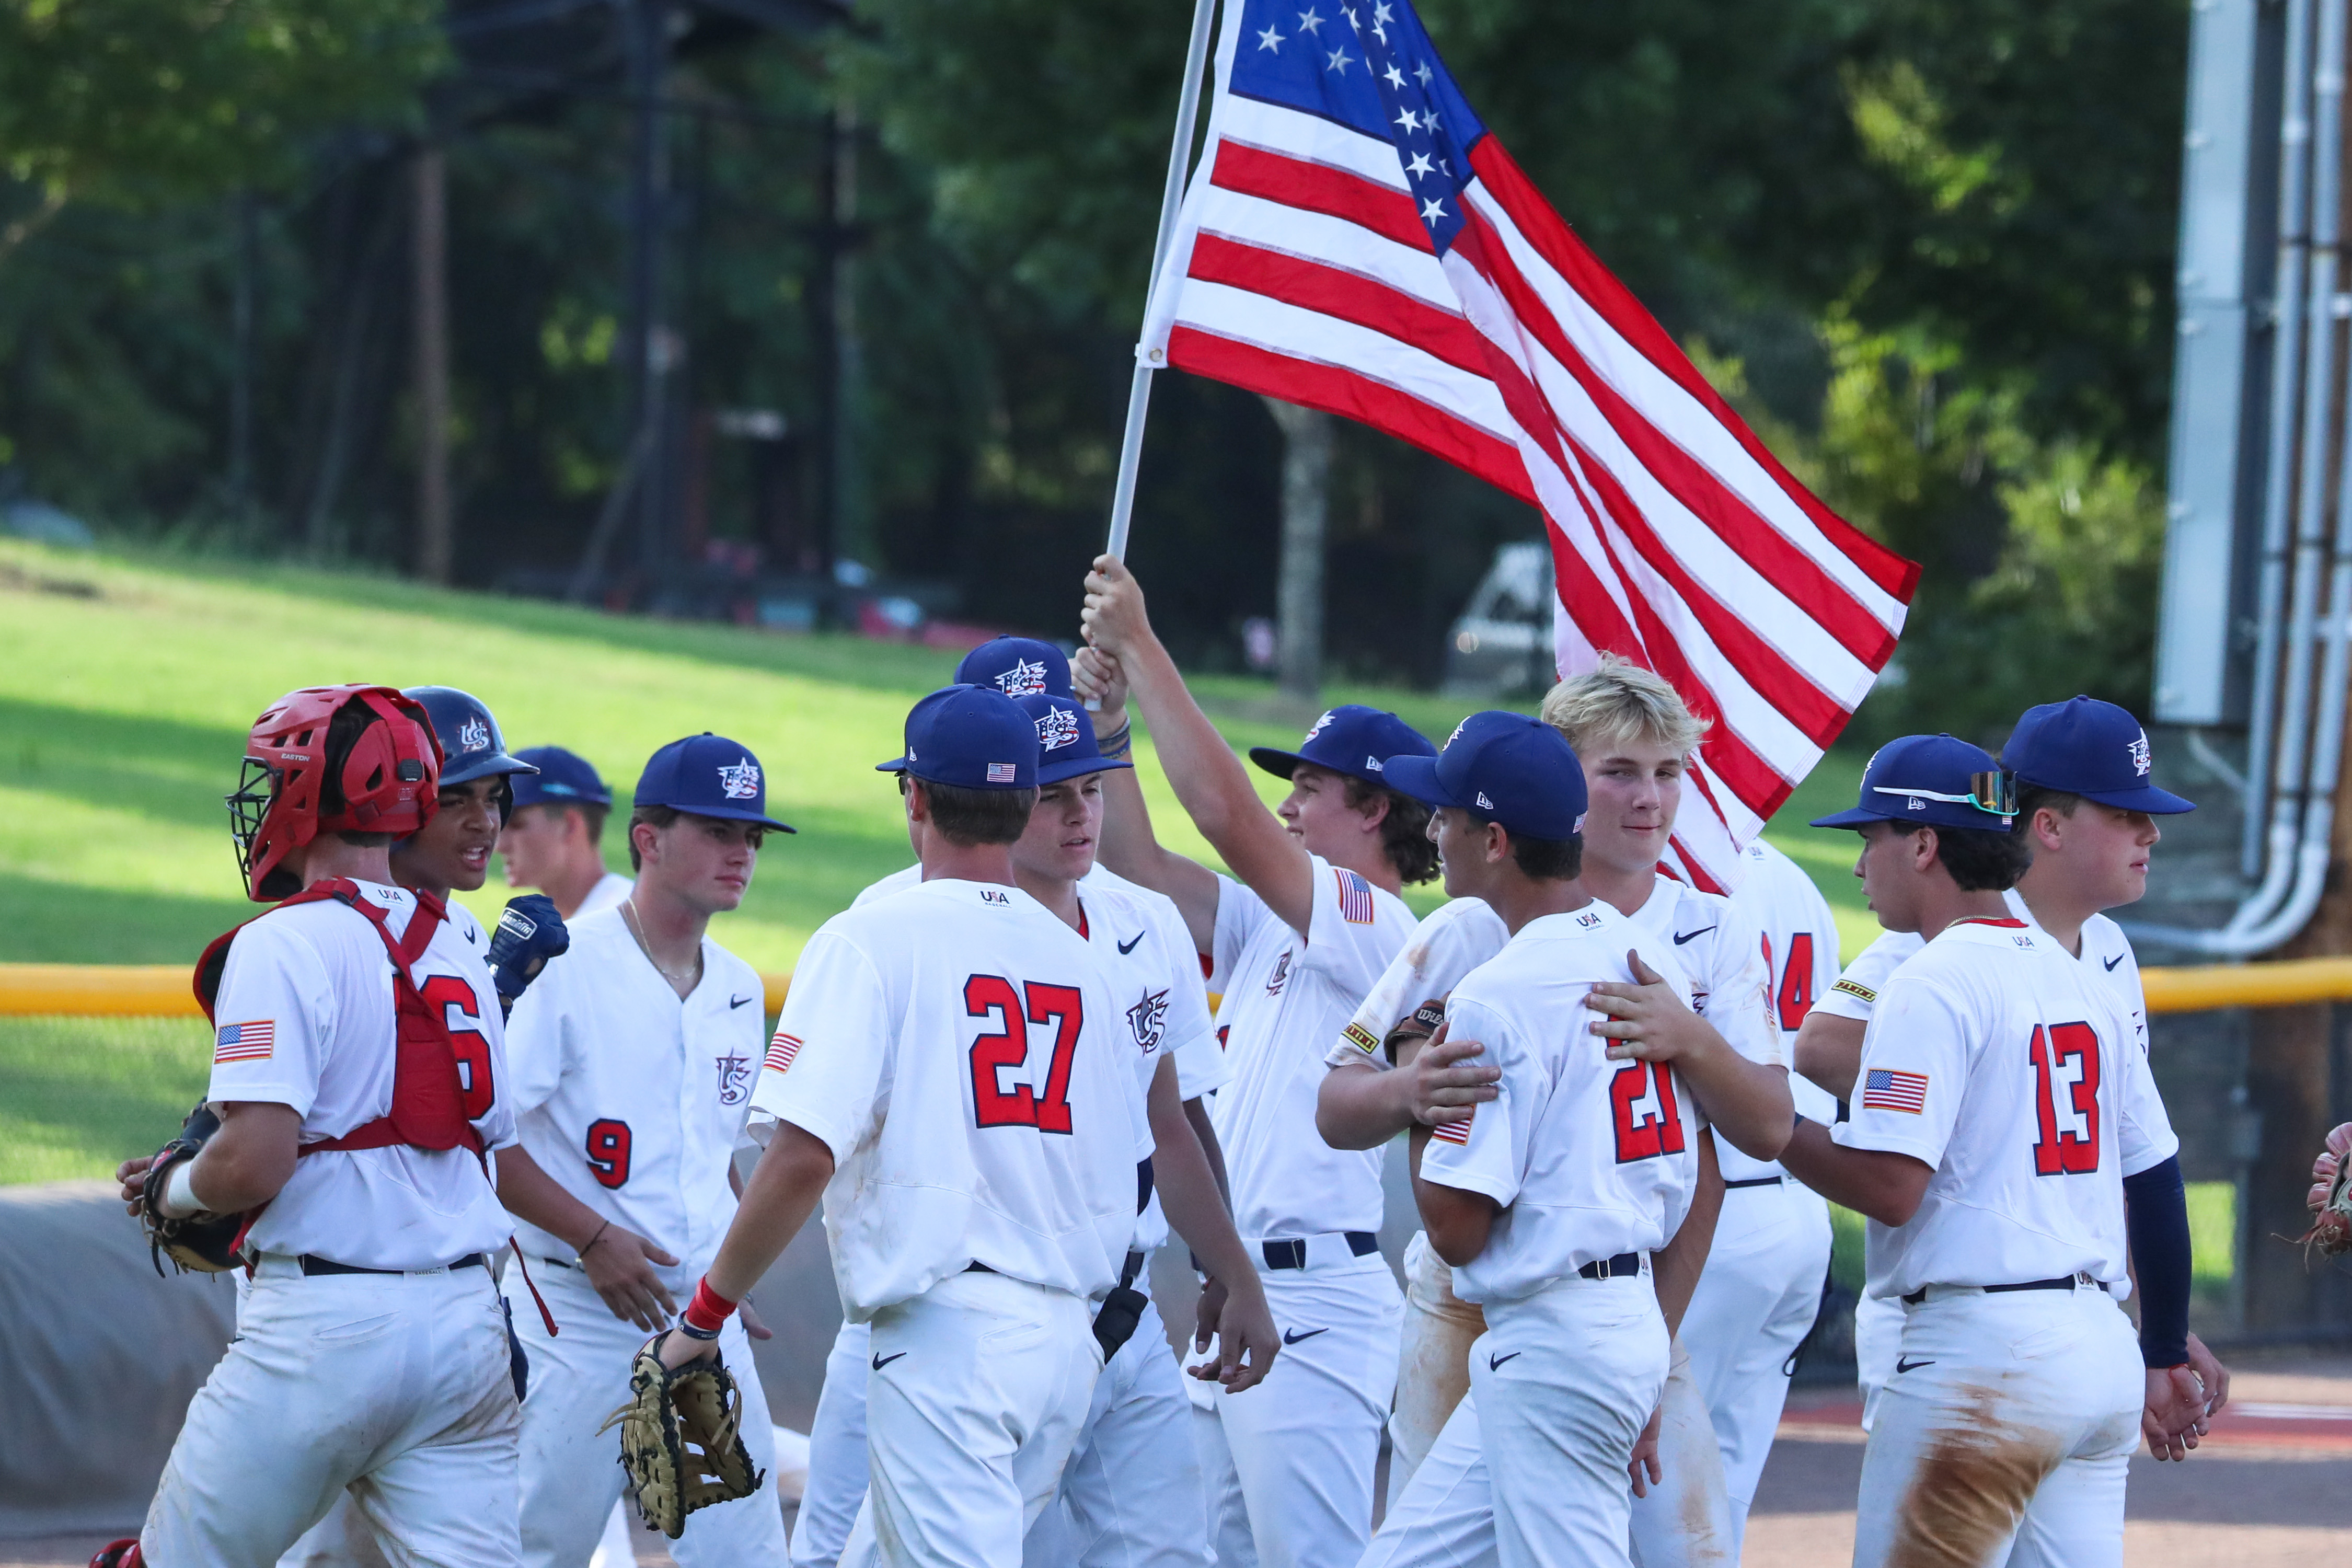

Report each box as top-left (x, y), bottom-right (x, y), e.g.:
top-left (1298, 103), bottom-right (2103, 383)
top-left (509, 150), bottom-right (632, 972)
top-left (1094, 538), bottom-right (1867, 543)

top-left (621, 896), bottom-right (701, 991)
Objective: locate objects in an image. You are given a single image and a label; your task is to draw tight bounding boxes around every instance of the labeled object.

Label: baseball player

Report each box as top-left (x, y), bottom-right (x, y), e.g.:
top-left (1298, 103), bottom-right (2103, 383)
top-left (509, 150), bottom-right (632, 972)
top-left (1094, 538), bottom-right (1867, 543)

top-left (498, 746), bottom-right (633, 919)
top-left (1362, 711), bottom-right (1716, 1568)
top-left (1779, 731), bottom-right (2204, 1567)
top-left (1314, 659), bottom-right (1792, 1565)
top-left (100, 685), bottom-right (522, 1568)
top-left (1791, 701), bottom-right (2230, 1450)
top-left (1076, 557), bottom-right (1435, 1568)
top-left (652, 685), bottom-right (1159, 1568)
top-left (490, 733), bottom-right (796, 1568)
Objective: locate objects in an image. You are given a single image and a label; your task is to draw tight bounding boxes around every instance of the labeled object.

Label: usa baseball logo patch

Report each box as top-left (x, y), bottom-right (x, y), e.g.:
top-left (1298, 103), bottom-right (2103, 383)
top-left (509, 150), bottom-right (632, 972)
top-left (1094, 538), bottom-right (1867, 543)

top-left (214, 1021), bottom-right (274, 1063)
top-left (458, 716), bottom-right (490, 752)
top-left (995, 657), bottom-right (1050, 697)
top-left (715, 1052), bottom-right (753, 1105)
top-left (764, 1031), bottom-right (803, 1075)
top-left (1861, 1068), bottom-right (1929, 1114)
top-left (1336, 868), bottom-right (1375, 925)
top-left (1036, 708), bottom-right (1081, 753)
top-left (1127, 988), bottom-right (1170, 1053)
top-left (717, 757), bottom-right (762, 800)
top-left (1430, 1108), bottom-right (1472, 1145)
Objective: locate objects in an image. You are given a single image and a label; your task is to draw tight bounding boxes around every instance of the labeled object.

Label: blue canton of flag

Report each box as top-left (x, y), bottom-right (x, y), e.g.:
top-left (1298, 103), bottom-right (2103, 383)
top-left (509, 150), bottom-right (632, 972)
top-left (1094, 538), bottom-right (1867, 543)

top-left (1860, 1067), bottom-right (1929, 1115)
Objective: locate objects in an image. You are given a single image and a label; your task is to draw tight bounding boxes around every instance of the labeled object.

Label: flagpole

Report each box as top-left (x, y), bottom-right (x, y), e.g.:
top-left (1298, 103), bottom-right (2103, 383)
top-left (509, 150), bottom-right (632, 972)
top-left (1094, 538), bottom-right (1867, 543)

top-left (1102, 0), bottom-right (1218, 565)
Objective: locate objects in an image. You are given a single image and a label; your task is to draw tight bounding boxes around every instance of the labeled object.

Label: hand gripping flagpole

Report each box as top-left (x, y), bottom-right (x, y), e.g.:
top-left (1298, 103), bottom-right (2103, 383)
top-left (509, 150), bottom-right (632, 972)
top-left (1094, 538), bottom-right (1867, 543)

top-left (1101, 0), bottom-right (1218, 567)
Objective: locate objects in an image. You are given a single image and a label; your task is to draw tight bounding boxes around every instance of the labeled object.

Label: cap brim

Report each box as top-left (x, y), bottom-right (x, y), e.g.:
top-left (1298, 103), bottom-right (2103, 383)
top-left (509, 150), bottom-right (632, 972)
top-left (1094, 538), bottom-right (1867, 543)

top-left (1380, 754), bottom-right (1466, 812)
top-left (442, 753), bottom-right (541, 786)
top-left (678, 803), bottom-right (796, 833)
top-left (1807, 805), bottom-right (1897, 828)
top-left (2072, 784), bottom-right (2196, 815)
top-left (1037, 755), bottom-right (1136, 785)
top-left (875, 756), bottom-right (910, 774)
top-left (1247, 746), bottom-right (1304, 779)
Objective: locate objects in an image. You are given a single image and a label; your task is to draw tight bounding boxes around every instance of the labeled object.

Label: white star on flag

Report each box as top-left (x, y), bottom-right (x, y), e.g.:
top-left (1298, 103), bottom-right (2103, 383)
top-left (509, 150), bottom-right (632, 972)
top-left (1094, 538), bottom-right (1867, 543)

top-left (1383, 63), bottom-right (1406, 87)
top-left (1415, 60), bottom-right (1434, 86)
top-left (1405, 150), bottom-right (1434, 178)
top-left (1327, 46), bottom-right (1351, 72)
top-left (1297, 5), bottom-right (1322, 32)
top-left (1258, 24), bottom-right (1283, 50)
top-left (1419, 196), bottom-right (1446, 222)
top-left (1395, 107), bottom-right (1420, 133)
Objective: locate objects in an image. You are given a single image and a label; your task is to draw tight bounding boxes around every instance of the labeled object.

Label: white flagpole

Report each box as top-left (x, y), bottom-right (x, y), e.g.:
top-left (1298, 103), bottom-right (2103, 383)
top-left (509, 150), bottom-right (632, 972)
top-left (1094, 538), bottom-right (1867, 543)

top-left (1102, 0), bottom-right (1219, 564)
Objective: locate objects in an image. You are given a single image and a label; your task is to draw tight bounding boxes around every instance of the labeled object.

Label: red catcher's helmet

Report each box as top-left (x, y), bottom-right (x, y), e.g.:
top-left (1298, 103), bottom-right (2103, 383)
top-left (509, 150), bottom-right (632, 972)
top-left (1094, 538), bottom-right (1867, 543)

top-left (227, 685), bottom-right (444, 902)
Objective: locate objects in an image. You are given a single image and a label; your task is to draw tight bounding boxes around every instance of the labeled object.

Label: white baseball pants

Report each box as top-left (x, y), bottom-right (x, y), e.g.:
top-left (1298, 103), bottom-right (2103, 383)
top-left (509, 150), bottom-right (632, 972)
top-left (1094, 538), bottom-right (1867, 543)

top-left (1853, 1290), bottom-right (1904, 1432)
top-left (1673, 1178), bottom-right (1833, 1554)
top-left (1852, 1281), bottom-right (2143, 1568)
top-left (145, 1256), bottom-right (521, 1568)
top-left (1385, 1231), bottom-right (1484, 1509)
top-left (506, 1257), bottom-right (787, 1568)
top-left (792, 1319), bottom-right (874, 1568)
top-left (1625, 1339), bottom-right (1733, 1568)
top-left (1361, 1270), bottom-right (1670, 1568)
top-left (1189, 1256), bottom-right (1402, 1568)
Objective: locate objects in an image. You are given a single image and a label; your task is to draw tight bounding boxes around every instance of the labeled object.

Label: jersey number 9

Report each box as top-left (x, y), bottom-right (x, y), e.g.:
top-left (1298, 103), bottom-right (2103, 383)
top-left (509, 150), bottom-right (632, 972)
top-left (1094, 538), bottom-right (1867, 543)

top-left (585, 1118), bottom-right (633, 1188)
top-left (965, 975), bottom-right (1083, 1134)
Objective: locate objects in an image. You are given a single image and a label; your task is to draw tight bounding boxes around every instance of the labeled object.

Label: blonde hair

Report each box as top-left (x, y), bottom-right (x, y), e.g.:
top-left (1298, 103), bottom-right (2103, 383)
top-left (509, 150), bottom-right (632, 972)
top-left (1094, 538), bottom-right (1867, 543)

top-left (1539, 654), bottom-right (1709, 762)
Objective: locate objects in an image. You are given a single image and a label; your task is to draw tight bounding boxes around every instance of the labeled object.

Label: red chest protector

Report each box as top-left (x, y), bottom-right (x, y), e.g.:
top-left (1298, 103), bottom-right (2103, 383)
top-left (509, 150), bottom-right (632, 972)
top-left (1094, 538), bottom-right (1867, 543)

top-left (194, 878), bottom-right (485, 1157)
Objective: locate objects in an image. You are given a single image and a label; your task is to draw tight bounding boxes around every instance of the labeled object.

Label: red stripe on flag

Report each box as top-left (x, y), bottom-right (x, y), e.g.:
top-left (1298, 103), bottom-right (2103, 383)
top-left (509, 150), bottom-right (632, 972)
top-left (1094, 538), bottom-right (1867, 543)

top-left (1187, 233), bottom-right (1492, 379)
top-left (1209, 141), bottom-right (1434, 258)
top-left (1468, 139), bottom-right (1920, 605)
top-left (1166, 325), bottom-right (1537, 503)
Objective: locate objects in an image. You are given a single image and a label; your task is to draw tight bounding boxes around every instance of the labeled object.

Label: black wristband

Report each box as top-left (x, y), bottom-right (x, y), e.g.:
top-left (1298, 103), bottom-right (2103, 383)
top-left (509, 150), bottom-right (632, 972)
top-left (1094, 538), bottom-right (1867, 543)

top-left (674, 1319), bottom-right (721, 1342)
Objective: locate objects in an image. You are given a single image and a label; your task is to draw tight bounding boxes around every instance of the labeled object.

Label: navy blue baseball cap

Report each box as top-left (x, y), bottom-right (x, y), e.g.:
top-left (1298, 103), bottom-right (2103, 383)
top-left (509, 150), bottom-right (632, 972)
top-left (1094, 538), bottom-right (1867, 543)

top-left (635, 734), bottom-right (795, 832)
top-left (1019, 693), bottom-right (1134, 786)
top-left (401, 686), bottom-right (538, 788)
top-left (509, 746), bottom-right (613, 811)
top-left (1248, 704), bottom-right (1436, 789)
top-left (2001, 696), bottom-right (2194, 815)
top-left (1385, 711), bottom-right (1589, 841)
top-left (1810, 734), bottom-right (2017, 832)
top-left (878, 685), bottom-right (1040, 790)
top-left (955, 637), bottom-right (1073, 699)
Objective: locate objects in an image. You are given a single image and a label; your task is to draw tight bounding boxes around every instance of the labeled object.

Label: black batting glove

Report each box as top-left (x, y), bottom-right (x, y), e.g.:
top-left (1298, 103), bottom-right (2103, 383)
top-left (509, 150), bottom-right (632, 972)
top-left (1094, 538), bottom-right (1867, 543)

top-left (489, 894), bottom-right (570, 1015)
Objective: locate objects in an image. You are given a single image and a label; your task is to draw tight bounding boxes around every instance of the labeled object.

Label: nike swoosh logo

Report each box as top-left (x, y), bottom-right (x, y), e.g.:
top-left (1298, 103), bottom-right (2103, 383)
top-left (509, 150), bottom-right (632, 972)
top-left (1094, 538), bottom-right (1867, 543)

top-left (1488, 1350), bottom-right (1522, 1370)
top-left (1118, 933), bottom-right (1145, 955)
top-left (730, 995), bottom-right (754, 1009)
top-left (1674, 926), bottom-right (1716, 946)
top-left (1895, 1355), bottom-right (1935, 1374)
top-left (1282, 1327), bottom-right (1329, 1345)
top-left (2103, 954), bottom-right (2124, 971)
top-left (872, 1352), bottom-right (908, 1370)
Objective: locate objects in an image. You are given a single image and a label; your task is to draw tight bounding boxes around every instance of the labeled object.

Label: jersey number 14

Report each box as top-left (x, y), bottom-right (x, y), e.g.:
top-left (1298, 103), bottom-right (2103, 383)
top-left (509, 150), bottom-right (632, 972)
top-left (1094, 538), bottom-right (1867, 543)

top-left (965, 976), bottom-right (1083, 1134)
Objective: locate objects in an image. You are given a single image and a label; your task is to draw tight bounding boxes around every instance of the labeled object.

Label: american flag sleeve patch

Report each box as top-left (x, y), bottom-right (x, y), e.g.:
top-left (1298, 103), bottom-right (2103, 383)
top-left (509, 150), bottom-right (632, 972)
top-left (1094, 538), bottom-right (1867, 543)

top-left (1343, 1022), bottom-right (1381, 1055)
top-left (213, 1021), bottom-right (275, 1064)
top-left (1860, 1068), bottom-right (1929, 1114)
top-left (1336, 869), bottom-right (1376, 925)
top-left (764, 1031), bottom-right (802, 1075)
top-left (1429, 1106), bottom-right (1473, 1145)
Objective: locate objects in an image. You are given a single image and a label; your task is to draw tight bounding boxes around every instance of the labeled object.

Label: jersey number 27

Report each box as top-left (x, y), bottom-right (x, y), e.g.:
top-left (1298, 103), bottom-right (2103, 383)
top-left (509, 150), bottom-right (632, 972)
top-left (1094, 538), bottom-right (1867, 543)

top-left (965, 976), bottom-right (1082, 1134)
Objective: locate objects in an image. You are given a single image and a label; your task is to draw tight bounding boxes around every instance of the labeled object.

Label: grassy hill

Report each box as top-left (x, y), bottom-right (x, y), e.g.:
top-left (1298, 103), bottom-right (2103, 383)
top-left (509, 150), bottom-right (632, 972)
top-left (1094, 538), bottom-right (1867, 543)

top-left (0, 536), bottom-right (1878, 1181)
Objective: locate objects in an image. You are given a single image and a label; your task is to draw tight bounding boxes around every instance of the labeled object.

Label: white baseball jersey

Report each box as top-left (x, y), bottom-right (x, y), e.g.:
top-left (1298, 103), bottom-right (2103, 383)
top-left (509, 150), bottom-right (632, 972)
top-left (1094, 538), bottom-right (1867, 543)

top-left (501, 906), bottom-right (768, 1283)
top-left (576, 871), bottom-right (633, 917)
top-left (205, 880), bottom-right (517, 1270)
top-left (1418, 906), bottom-right (1702, 1302)
top-left (753, 879), bottom-right (1152, 1319)
top-left (1834, 917), bottom-right (2181, 1299)
top-left (1724, 838), bottom-right (1842, 1171)
top-left (1207, 856), bottom-right (1418, 1239)
top-left (1627, 876), bottom-right (1780, 1070)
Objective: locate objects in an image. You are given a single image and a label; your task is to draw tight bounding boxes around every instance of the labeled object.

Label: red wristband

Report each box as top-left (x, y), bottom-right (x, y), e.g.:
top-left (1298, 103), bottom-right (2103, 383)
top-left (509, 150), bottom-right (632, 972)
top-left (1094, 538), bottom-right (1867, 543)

top-left (683, 1278), bottom-right (738, 1335)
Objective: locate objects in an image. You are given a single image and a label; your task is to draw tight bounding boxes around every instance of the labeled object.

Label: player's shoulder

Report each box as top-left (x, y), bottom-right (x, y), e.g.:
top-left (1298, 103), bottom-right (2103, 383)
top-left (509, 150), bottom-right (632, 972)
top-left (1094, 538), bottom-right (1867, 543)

top-left (1414, 893), bottom-right (1511, 946)
top-left (244, 879), bottom-right (407, 947)
top-left (849, 862), bottom-right (924, 909)
top-left (2081, 911), bottom-right (2138, 974)
top-left (1314, 854), bottom-right (1416, 930)
top-left (698, 931), bottom-right (764, 993)
top-left (1899, 917), bottom-right (2049, 990)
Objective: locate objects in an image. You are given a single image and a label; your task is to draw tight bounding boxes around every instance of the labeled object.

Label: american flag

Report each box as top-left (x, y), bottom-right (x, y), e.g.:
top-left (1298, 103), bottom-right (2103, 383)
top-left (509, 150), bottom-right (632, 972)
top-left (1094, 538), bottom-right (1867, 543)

top-left (764, 1031), bottom-right (803, 1076)
top-left (213, 1020), bottom-right (275, 1064)
top-left (986, 762), bottom-right (1020, 785)
top-left (1861, 1067), bottom-right (1930, 1115)
top-left (1139, 0), bottom-right (1918, 891)
top-left (1429, 1106), bottom-right (1472, 1145)
top-left (1335, 866), bottom-right (1376, 924)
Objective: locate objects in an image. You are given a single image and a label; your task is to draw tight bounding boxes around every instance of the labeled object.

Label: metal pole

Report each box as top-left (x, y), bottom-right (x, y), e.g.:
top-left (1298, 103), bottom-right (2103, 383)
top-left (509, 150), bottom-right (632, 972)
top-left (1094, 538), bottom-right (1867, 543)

top-left (1101, 0), bottom-right (1219, 564)
top-left (623, 0), bottom-right (670, 578)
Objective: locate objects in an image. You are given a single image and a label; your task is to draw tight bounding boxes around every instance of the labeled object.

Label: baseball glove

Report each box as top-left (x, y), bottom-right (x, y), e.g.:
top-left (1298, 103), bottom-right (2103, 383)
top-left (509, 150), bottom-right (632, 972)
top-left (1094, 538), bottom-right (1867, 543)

top-left (602, 1336), bottom-right (765, 1538)
top-left (137, 1103), bottom-right (243, 1276)
top-left (2301, 1120), bottom-right (2352, 1258)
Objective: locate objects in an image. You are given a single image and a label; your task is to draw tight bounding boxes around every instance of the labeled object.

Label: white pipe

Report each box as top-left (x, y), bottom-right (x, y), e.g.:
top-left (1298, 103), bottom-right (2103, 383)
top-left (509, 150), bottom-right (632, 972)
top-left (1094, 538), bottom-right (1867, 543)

top-left (2242, 0), bottom-right (2318, 878)
top-left (1101, 0), bottom-right (1219, 566)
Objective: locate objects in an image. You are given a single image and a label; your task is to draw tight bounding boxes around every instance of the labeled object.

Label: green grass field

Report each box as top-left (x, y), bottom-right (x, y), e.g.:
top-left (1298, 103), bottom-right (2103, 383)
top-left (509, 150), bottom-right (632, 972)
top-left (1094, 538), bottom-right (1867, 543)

top-left (0, 535), bottom-right (1886, 1182)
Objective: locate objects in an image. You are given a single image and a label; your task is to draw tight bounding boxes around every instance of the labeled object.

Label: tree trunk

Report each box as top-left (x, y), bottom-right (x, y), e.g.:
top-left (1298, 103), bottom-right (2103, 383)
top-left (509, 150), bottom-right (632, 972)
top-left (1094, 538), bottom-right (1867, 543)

top-left (1263, 397), bottom-right (1331, 704)
top-left (413, 148), bottom-right (452, 584)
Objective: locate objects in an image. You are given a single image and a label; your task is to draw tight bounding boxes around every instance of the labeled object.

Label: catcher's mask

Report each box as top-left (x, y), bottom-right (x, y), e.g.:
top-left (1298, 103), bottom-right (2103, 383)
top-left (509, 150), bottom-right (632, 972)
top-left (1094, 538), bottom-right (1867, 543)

top-left (228, 685), bottom-right (443, 902)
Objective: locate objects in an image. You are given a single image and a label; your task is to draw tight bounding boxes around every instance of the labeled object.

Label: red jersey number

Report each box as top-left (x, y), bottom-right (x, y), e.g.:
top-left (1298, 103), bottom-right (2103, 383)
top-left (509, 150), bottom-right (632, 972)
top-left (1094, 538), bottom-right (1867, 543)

top-left (1775, 932), bottom-right (1816, 1033)
top-left (1610, 1062), bottom-right (1687, 1163)
top-left (417, 975), bottom-right (495, 1121)
top-left (966, 975), bottom-right (1084, 1135)
top-left (585, 1118), bottom-right (633, 1189)
top-left (2029, 1021), bottom-right (2103, 1175)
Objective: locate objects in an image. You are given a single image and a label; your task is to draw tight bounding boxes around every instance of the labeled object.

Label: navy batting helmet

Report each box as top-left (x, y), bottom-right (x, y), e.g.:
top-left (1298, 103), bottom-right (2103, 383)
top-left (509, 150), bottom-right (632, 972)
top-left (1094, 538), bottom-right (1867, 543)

top-left (401, 687), bottom-right (538, 811)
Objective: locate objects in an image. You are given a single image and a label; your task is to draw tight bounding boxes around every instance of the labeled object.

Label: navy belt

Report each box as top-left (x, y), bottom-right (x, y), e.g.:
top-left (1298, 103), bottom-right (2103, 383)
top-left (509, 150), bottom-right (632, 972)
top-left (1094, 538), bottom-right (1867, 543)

top-left (1262, 1232), bottom-right (1380, 1270)
top-left (1577, 1252), bottom-right (1642, 1281)
top-left (1901, 1271), bottom-right (2092, 1306)
top-left (1722, 1176), bottom-right (1784, 1190)
top-left (298, 1252), bottom-right (486, 1277)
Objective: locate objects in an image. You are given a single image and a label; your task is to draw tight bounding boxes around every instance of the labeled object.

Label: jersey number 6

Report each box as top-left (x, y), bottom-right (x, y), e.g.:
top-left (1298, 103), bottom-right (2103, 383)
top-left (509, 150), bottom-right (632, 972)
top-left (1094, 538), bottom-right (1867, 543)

top-left (417, 975), bottom-right (495, 1121)
top-left (2028, 1021), bottom-right (2102, 1175)
top-left (965, 975), bottom-right (1082, 1134)
top-left (1610, 1061), bottom-right (1687, 1163)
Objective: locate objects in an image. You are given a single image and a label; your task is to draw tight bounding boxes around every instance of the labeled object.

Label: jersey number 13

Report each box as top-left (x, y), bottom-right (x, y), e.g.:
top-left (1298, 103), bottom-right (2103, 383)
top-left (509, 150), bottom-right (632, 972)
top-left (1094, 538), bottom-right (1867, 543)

top-left (2028, 1021), bottom-right (2102, 1175)
top-left (965, 976), bottom-right (1082, 1135)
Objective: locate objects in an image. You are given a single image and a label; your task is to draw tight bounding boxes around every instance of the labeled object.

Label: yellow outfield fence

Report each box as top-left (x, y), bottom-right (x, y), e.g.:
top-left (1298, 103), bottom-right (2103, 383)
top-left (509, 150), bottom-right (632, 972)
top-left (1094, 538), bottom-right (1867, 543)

top-left (1, 958), bottom-right (2349, 1018)
top-left (0, 963), bottom-right (798, 1017)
